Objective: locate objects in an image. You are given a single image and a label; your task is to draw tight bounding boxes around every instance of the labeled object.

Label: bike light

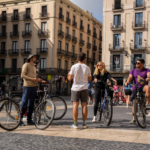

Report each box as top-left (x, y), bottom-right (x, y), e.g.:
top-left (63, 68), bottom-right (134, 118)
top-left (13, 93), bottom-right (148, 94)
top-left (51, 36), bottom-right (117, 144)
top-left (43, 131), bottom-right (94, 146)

top-left (15, 116), bottom-right (17, 120)
top-left (47, 106), bottom-right (50, 109)
top-left (53, 100), bottom-right (56, 102)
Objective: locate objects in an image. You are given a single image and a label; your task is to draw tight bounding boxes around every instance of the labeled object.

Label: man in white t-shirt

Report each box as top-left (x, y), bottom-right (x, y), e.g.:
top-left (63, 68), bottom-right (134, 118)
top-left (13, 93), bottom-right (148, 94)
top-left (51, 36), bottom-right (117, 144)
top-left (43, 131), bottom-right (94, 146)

top-left (68, 52), bottom-right (92, 129)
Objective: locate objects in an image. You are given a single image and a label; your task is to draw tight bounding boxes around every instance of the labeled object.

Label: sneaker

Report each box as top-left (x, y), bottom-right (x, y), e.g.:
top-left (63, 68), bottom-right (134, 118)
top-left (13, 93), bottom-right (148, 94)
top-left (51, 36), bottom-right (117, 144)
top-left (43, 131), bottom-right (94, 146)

top-left (20, 121), bottom-right (26, 126)
top-left (22, 117), bottom-right (27, 122)
top-left (126, 105), bottom-right (129, 108)
top-left (27, 120), bottom-right (35, 125)
top-left (92, 117), bottom-right (97, 123)
top-left (82, 124), bottom-right (88, 129)
top-left (70, 124), bottom-right (78, 129)
top-left (130, 120), bottom-right (136, 124)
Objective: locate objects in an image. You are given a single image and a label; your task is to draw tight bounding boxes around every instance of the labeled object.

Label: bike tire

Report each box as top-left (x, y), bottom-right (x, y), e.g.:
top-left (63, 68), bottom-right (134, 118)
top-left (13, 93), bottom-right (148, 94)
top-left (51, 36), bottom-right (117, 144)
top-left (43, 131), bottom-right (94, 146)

top-left (103, 97), bottom-right (113, 126)
top-left (0, 98), bottom-right (21, 131)
top-left (51, 96), bottom-right (67, 120)
top-left (34, 98), bottom-right (55, 130)
top-left (134, 98), bottom-right (146, 128)
top-left (118, 100), bottom-right (124, 105)
top-left (96, 103), bottom-right (101, 121)
top-left (112, 97), bottom-right (118, 106)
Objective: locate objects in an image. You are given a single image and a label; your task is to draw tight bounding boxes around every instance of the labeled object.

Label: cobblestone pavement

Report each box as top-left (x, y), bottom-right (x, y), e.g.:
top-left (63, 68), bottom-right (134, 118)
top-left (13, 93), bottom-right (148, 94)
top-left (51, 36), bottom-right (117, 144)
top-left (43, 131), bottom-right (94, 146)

top-left (0, 96), bottom-right (150, 150)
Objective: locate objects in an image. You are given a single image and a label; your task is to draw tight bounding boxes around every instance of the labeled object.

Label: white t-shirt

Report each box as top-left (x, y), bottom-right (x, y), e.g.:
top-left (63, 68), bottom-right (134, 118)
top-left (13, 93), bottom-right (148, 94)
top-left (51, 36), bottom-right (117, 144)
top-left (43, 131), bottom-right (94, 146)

top-left (69, 63), bottom-right (92, 91)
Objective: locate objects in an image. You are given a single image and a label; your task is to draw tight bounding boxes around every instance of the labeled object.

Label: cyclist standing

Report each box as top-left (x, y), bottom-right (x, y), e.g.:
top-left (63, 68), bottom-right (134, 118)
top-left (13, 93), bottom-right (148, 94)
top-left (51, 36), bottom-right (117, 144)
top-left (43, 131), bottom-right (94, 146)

top-left (125, 58), bottom-right (150, 123)
top-left (92, 62), bottom-right (117, 123)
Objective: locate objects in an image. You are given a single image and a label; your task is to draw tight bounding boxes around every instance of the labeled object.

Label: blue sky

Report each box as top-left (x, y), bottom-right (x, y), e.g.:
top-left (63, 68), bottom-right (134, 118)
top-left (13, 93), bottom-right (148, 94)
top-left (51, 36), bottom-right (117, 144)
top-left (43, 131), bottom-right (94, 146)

top-left (70, 0), bottom-right (103, 22)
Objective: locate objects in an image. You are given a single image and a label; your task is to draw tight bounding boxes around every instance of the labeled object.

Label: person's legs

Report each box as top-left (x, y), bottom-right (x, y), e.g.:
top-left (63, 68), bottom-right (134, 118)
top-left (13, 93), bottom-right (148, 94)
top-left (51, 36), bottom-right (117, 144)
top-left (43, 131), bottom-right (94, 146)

top-left (126, 95), bottom-right (129, 106)
top-left (72, 101), bottom-right (79, 122)
top-left (143, 85), bottom-right (150, 104)
top-left (94, 89), bottom-right (101, 116)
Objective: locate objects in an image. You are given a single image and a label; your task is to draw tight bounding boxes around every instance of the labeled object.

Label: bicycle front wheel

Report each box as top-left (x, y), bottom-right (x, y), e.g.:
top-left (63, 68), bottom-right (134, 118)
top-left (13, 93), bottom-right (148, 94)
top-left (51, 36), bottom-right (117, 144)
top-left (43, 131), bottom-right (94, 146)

top-left (134, 98), bottom-right (146, 128)
top-left (103, 96), bottom-right (113, 126)
top-left (51, 96), bottom-right (67, 120)
top-left (34, 98), bottom-right (55, 130)
top-left (0, 98), bottom-right (21, 131)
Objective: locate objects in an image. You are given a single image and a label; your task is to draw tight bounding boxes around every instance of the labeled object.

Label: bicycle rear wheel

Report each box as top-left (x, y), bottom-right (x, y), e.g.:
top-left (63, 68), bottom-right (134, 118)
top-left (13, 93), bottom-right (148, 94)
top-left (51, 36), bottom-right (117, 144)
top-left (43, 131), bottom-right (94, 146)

top-left (0, 98), bottom-right (21, 131)
top-left (112, 97), bottom-right (118, 106)
top-left (34, 98), bottom-right (55, 130)
top-left (51, 96), bottom-right (67, 120)
top-left (103, 96), bottom-right (113, 126)
top-left (134, 98), bottom-right (146, 128)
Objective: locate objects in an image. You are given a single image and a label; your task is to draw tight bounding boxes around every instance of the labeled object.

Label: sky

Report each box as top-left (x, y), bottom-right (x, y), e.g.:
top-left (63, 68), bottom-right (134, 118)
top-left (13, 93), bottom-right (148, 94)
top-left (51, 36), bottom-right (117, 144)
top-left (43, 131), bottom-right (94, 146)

top-left (70, 0), bottom-right (103, 22)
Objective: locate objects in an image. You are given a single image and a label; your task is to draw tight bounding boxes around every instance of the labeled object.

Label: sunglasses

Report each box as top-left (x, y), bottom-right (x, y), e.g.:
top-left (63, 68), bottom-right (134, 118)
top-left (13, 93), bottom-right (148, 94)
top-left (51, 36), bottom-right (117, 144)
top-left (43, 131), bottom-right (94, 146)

top-left (136, 62), bottom-right (141, 65)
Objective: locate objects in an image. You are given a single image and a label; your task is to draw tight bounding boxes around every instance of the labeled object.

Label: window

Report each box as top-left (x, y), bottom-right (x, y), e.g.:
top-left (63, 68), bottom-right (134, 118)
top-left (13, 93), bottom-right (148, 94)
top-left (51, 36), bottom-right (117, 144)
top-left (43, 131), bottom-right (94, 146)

top-left (99, 55), bottom-right (101, 61)
top-left (0, 59), bottom-right (5, 68)
top-left (80, 20), bottom-right (83, 26)
top-left (41, 39), bottom-right (47, 50)
top-left (65, 43), bottom-right (68, 52)
top-left (25, 40), bottom-right (30, 51)
top-left (2, 11), bottom-right (6, 21)
top-left (73, 30), bottom-right (75, 36)
top-left (1, 42), bottom-right (6, 51)
top-left (13, 10), bottom-right (18, 18)
top-left (13, 24), bottom-right (18, 33)
top-left (88, 24), bottom-right (90, 30)
top-left (59, 23), bottom-right (62, 31)
top-left (12, 59), bottom-right (17, 71)
top-left (80, 48), bottom-right (82, 52)
top-left (41, 22), bottom-right (47, 31)
top-left (1, 26), bottom-right (6, 35)
top-left (113, 34), bottom-right (121, 49)
top-left (72, 45), bottom-right (75, 53)
top-left (25, 23), bottom-right (30, 32)
top-left (58, 40), bottom-right (61, 49)
top-left (100, 31), bottom-right (101, 37)
top-left (136, 0), bottom-right (143, 7)
top-left (87, 51), bottom-right (89, 58)
top-left (66, 27), bottom-right (69, 34)
top-left (42, 6), bottom-right (47, 17)
top-left (99, 43), bottom-right (101, 49)
top-left (12, 41), bottom-right (18, 51)
top-left (93, 53), bottom-right (95, 59)
top-left (135, 33), bottom-right (142, 48)
top-left (94, 40), bottom-right (96, 46)
top-left (114, 15), bottom-right (121, 26)
top-left (40, 58), bottom-right (46, 69)
top-left (94, 28), bottom-right (96, 33)
top-left (113, 55), bottom-right (120, 69)
top-left (57, 59), bottom-right (61, 69)
top-left (135, 13), bottom-right (143, 26)
top-left (59, 8), bottom-right (62, 14)
top-left (87, 37), bottom-right (90, 43)
top-left (80, 33), bottom-right (82, 39)
top-left (65, 61), bottom-right (68, 70)
top-left (67, 12), bottom-right (69, 18)
top-left (114, 0), bottom-right (121, 9)
top-left (26, 8), bottom-right (30, 18)
top-left (73, 16), bottom-right (75, 22)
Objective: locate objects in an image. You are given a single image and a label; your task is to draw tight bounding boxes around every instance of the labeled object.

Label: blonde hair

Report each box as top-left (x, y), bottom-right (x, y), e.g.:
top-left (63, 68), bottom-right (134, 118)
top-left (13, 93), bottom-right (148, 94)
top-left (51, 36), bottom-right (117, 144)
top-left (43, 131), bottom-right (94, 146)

top-left (93, 62), bottom-right (108, 76)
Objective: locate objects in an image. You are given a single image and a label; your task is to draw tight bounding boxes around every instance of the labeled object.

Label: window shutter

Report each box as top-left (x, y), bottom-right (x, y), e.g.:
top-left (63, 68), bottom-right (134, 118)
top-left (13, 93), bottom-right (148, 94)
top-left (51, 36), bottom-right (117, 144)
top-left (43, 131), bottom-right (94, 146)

top-left (131, 54), bottom-right (134, 70)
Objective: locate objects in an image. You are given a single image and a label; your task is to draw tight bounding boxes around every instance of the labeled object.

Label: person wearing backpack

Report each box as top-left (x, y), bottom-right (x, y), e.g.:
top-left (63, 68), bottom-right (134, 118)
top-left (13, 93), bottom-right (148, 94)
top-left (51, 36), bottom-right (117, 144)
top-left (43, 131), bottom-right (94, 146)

top-left (88, 81), bottom-right (93, 105)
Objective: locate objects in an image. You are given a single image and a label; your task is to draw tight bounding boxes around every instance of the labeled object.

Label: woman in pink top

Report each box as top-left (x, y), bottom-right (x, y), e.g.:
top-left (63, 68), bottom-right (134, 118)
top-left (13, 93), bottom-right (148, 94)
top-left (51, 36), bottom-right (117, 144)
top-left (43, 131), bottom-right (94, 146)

top-left (113, 82), bottom-right (118, 97)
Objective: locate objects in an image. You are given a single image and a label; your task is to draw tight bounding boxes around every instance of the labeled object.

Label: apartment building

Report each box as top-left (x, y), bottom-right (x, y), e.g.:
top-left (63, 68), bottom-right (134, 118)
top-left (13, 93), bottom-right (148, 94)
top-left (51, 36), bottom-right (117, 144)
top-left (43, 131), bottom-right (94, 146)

top-left (103, 0), bottom-right (150, 85)
top-left (0, 0), bottom-right (102, 95)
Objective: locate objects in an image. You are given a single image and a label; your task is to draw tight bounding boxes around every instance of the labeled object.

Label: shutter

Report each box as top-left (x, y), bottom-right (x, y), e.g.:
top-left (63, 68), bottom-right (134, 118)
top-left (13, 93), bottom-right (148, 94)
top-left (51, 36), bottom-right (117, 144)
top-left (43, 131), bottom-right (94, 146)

top-left (142, 54), bottom-right (146, 67)
top-left (45, 22), bottom-right (47, 31)
top-left (120, 54), bottom-right (124, 71)
top-left (131, 54), bottom-right (134, 70)
top-left (110, 54), bottom-right (113, 71)
top-left (44, 40), bottom-right (47, 49)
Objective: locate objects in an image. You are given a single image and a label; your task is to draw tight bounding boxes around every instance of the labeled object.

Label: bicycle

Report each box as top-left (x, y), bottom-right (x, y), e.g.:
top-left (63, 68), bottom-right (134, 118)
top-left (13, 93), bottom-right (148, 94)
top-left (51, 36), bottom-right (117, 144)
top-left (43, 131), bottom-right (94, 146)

top-left (96, 80), bottom-right (113, 126)
top-left (0, 75), bottom-right (22, 131)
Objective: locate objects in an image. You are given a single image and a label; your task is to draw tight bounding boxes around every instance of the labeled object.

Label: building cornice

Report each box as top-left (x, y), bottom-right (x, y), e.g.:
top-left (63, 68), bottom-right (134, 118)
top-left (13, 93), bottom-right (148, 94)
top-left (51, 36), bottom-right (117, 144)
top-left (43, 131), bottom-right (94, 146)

top-left (0, 0), bottom-right (34, 5)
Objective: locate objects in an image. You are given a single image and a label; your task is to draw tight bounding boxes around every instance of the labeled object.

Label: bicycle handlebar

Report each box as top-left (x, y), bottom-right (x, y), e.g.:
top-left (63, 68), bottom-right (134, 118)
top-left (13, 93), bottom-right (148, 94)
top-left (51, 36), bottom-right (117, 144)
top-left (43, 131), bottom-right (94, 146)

top-left (36, 74), bottom-right (50, 84)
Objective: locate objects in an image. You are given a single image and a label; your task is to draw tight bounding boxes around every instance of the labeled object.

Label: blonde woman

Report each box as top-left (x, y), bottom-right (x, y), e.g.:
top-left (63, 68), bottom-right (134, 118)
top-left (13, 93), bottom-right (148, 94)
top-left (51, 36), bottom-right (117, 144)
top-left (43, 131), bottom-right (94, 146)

top-left (92, 62), bottom-right (117, 123)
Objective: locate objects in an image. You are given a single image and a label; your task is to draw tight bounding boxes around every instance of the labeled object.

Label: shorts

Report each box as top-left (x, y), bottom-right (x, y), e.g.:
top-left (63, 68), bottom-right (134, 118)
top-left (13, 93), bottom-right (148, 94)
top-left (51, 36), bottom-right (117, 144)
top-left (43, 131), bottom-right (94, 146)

top-left (88, 90), bottom-right (92, 98)
top-left (125, 89), bottom-right (132, 96)
top-left (71, 89), bottom-right (88, 102)
top-left (131, 86), bottom-right (144, 101)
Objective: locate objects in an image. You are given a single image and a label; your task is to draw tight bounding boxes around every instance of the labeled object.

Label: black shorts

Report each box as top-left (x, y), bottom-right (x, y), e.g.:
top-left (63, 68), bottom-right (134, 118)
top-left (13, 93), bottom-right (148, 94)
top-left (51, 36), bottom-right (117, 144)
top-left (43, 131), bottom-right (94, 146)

top-left (131, 86), bottom-right (144, 101)
top-left (125, 89), bottom-right (132, 96)
top-left (71, 90), bottom-right (88, 102)
top-left (88, 91), bottom-right (92, 98)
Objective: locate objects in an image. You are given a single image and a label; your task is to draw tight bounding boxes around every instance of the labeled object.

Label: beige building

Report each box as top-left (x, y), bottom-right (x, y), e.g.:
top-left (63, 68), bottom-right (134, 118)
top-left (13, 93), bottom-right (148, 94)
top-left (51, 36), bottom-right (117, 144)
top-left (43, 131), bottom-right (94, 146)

top-left (103, 0), bottom-right (150, 85)
top-left (0, 0), bottom-right (102, 95)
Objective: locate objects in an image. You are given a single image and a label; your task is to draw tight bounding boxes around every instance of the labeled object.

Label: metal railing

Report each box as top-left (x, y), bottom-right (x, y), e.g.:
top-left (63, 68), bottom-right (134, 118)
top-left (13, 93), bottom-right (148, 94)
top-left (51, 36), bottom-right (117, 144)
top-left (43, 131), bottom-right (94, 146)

top-left (38, 30), bottom-right (48, 37)
top-left (37, 48), bottom-right (48, 54)
top-left (109, 43), bottom-right (125, 51)
top-left (72, 36), bottom-right (77, 43)
top-left (111, 23), bottom-right (123, 30)
top-left (105, 65), bottom-right (131, 72)
top-left (11, 15), bottom-right (19, 21)
top-left (71, 53), bottom-right (77, 59)
top-left (0, 16), bottom-right (7, 22)
top-left (87, 43), bottom-right (91, 49)
top-left (79, 39), bottom-right (84, 46)
top-left (59, 13), bottom-right (64, 20)
top-left (22, 31), bottom-right (32, 37)
top-left (21, 49), bottom-right (31, 55)
top-left (80, 26), bottom-right (84, 31)
top-left (93, 32), bottom-right (97, 38)
top-left (132, 21), bottom-right (145, 29)
top-left (87, 29), bottom-right (91, 35)
top-left (0, 50), bottom-right (7, 55)
top-left (40, 12), bottom-right (49, 18)
top-left (72, 21), bottom-right (77, 27)
top-left (58, 30), bottom-right (64, 38)
top-left (8, 49), bottom-right (19, 55)
top-left (133, 0), bottom-right (145, 8)
top-left (10, 32), bottom-right (19, 38)
top-left (23, 14), bottom-right (31, 20)
top-left (0, 32), bottom-right (7, 38)
top-left (130, 43), bottom-right (146, 50)
top-left (65, 33), bottom-right (71, 41)
top-left (66, 17), bottom-right (71, 24)
top-left (7, 68), bottom-right (21, 74)
top-left (99, 36), bottom-right (102, 41)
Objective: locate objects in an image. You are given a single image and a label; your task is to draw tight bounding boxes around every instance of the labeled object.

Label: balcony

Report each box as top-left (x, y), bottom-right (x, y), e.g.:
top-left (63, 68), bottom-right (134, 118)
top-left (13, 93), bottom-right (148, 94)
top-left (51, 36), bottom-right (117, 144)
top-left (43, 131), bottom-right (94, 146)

top-left (72, 36), bottom-right (77, 44)
top-left (57, 49), bottom-right (65, 56)
top-left (106, 65), bottom-right (130, 73)
top-left (0, 50), bottom-right (7, 56)
top-left (71, 53), bottom-right (77, 60)
top-left (21, 49), bottom-right (32, 55)
top-left (59, 13), bottom-right (64, 21)
top-left (23, 14), bottom-right (31, 21)
top-left (132, 22), bottom-right (145, 30)
top-left (0, 32), bottom-right (7, 39)
top-left (9, 49), bottom-right (19, 55)
top-left (10, 32), bottom-right (19, 38)
top-left (22, 31), bottom-right (32, 38)
top-left (11, 15), bottom-right (19, 22)
top-left (37, 48), bottom-right (48, 55)
top-left (66, 17), bottom-right (71, 25)
top-left (99, 36), bottom-right (102, 41)
top-left (87, 29), bottom-right (91, 35)
top-left (86, 57), bottom-right (93, 63)
top-left (0, 68), bottom-right (7, 75)
top-left (133, 1), bottom-right (145, 10)
top-left (130, 43), bottom-right (146, 52)
top-left (93, 32), bottom-right (97, 38)
top-left (93, 46), bottom-right (97, 51)
top-left (65, 33), bottom-right (71, 41)
top-left (111, 23), bottom-right (123, 31)
top-left (58, 30), bottom-right (64, 38)
top-left (99, 48), bottom-right (102, 53)
top-left (38, 30), bottom-right (48, 37)
top-left (64, 51), bottom-right (72, 58)
top-left (109, 43), bottom-right (125, 52)
top-left (79, 39), bottom-right (84, 46)
top-left (112, 3), bottom-right (123, 12)
top-left (87, 43), bottom-right (91, 49)
top-left (80, 26), bottom-right (84, 32)
top-left (7, 68), bottom-right (21, 75)
top-left (39, 12), bottom-right (49, 19)
top-left (72, 21), bottom-right (77, 28)
top-left (0, 16), bottom-right (7, 23)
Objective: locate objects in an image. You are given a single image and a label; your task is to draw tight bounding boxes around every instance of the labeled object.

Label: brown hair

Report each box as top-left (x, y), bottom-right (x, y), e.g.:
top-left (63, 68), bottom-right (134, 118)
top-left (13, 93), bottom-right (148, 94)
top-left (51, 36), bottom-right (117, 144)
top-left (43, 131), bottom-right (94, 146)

top-left (78, 52), bottom-right (86, 62)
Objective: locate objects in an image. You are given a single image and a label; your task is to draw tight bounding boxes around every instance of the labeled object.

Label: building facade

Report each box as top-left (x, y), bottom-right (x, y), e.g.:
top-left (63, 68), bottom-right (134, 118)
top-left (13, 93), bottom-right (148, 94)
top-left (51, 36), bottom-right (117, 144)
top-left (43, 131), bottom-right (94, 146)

top-left (103, 0), bottom-right (150, 85)
top-left (0, 0), bottom-right (102, 95)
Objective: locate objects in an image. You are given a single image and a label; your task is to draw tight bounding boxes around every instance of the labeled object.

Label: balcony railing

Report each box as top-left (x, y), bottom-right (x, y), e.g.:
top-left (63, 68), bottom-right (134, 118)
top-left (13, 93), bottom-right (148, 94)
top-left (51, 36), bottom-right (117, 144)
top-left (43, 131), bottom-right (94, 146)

top-left (80, 26), bottom-right (84, 31)
top-left (0, 68), bottom-right (7, 75)
top-left (105, 65), bottom-right (130, 73)
top-left (23, 14), bottom-right (31, 21)
top-left (99, 36), bottom-right (102, 41)
top-left (93, 46), bottom-right (97, 51)
top-left (58, 30), bottom-right (64, 38)
top-left (10, 32), bottom-right (19, 38)
top-left (9, 49), bottom-right (19, 55)
top-left (66, 17), bottom-right (71, 24)
top-left (86, 57), bottom-right (93, 63)
top-left (0, 32), bottom-right (7, 38)
top-left (112, 3), bottom-right (123, 12)
top-left (22, 31), bottom-right (32, 37)
top-left (57, 49), bottom-right (65, 56)
top-left (37, 48), bottom-right (48, 55)
top-left (21, 49), bottom-right (32, 55)
top-left (72, 36), bottom-right (77, 44)
top-left (87, 43), bottom-right (91, 49)
top-left (0, 50), bottom-right (7, 55)
top-left (109, 43), bottom-right (125, 51)
top-left (39, 12), bottom-right (49, 19)
top-left (38, 30), bottom-right (48, 37)
top-left (0, 16), bottom-right (7, 22)
top-left (130, 43), bottom-right (146, 51)
top-left (99, 48), bottom-right (102, 53)
top-left (132, 21), bottom-right (145, 30)
top-left (72, 21), bottom-right (77, 28)
top-left (59, 13), bottom-right (64, 21)
top-left (71, 53), bottom-right (77, 60)
top-left (111, 23), bottom-right (123, 31)
top-left (93, 32), bottom-right (97, 38)
top-left (133, 1), bottom-right (145, 9)
top-left (11, 15), bottom-right (19, 21)
top-left (79, 39), bottom-right (84, 46)
top-left (87, 29), bottom-right (91, 35)
top-left (65, 33), bottom-right (71, 41)
top-left (64, 51), bottom-right (73, 57)
top-left (7, 68), bottom-right (21, 74)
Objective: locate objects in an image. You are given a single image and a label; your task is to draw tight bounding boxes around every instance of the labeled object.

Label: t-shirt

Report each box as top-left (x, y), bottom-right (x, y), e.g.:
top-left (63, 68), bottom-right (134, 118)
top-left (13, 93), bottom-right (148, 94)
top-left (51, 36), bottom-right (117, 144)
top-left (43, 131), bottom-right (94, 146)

top-left (123, 84), bottom-right (132, 90)
top-left (130, 67), bottom-right (150, 90)
top-left (69, 63), bottom-right (91, 91)
top-left (114, 85), bottom-right (118, 91)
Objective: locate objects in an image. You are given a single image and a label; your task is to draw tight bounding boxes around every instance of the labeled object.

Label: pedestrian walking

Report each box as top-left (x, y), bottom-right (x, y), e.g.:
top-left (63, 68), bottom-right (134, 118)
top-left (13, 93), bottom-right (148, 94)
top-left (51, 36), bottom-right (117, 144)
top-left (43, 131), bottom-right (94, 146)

top-left (68, 52), bottom-right (92, 129)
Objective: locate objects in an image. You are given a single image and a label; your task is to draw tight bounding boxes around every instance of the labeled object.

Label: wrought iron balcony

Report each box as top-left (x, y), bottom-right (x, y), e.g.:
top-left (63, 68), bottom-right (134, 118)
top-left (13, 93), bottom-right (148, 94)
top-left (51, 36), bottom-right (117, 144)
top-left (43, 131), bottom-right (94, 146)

top-left (22, 31), bottom-right (32, 38)
top-left (132, 21), bottom-right (146, 30)
top-left (0, 16), bottom-right (7, 22)
top-left (57, 49), bottom-right (65, 56)
top-left (93, 46), bottom-right (97, 51)
top-left (39, 12), bottom-right (49, 19)
top-left (130, 43), bottom-right (146, 51)
top-left (9, 49), bottom-right (19, 55)
top-left (72, 36), bottom-right (77, 44)
top-left (79, 39), bottom-right (84, 46)
top-left (111, 23), bottom-right (123, 31)
top-left (0, 32), bottom-right (7, 38)
top-left (72, 21), bottom-right (77, 28)
top-left (65, 33), bottom-right (71, 41)
top-left (86, 57), bottom-right (93, 63)
top-left (112, 3), bottom-right (123, 12)
top-left (10, 32), bottom-right (19, 38)
top-left (0, 68), bottom-right (7, 75)
top-left (7, 68), bottom-right (21, 74)
top-left (59, 13), bottom-right (64, 21)
top-left (80, 26), bottom-right (84, 32)
top-left (109, 43), bottom-right (125, 52)
top-left (93, 32), bottom-right (97, 38)
top-left (133, 1), bottom-right (145, 10)
top-left (58, 30), bottom-right (64, 38)
top-left (87, 43), bottom-right (91, 49)
top-left (21, 49), bottom-right (32, 55)
top-left (11, 15), bottom-right (19, 21)
top-left (23, 14), bottom-right (31, 21)
top-left (71, 53), bottom-right (77, 60)
top-left (38, 30), bottom-right (48, 37)
top-left (0, 50), bottom-right (7, 55)
top-left (64, 51), bottom-right (72, 58)
top-left (87, 29), bottom-right (91, 35)
top-left (37, 48), bottom-right (48, 55)
top-left (66, 17), bottom-right (71, 24)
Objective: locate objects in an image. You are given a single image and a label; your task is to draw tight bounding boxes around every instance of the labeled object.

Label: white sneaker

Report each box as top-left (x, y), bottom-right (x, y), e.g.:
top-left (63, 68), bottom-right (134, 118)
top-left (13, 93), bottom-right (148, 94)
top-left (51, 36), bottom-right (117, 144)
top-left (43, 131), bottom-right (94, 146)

top-left (92, 117), bottom-right (97, 123)
top-left (82, 124), bottom-right (88, 129)
top-left (22, 117), bottom-right (27, 122)
top-left (70, 124), bottom-right (78, 129)
top-left (126, 105), bottom-right (129, 108)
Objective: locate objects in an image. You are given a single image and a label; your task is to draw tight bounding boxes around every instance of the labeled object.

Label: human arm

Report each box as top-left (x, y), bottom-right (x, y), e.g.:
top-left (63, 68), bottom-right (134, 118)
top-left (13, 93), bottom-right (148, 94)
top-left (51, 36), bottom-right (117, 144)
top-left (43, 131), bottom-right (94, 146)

top-left (125, 74), bottom-right (133, 86)
top-left (68, 66), bottom-right (74, 81)
top-left (146, 72), bottom-right (150, 82)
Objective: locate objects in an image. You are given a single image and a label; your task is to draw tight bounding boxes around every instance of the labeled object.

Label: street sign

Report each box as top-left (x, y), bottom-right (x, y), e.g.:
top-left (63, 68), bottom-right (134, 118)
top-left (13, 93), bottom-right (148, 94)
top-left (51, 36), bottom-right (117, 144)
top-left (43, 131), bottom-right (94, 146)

top-left (62, 76), bottom-right (65, 81)
top-left (55, 75), bottom-right (58, 81)
top-left (47, 75), bottom-right (51, 81)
